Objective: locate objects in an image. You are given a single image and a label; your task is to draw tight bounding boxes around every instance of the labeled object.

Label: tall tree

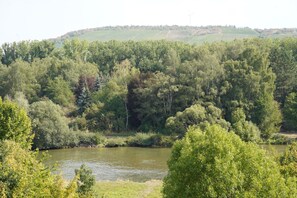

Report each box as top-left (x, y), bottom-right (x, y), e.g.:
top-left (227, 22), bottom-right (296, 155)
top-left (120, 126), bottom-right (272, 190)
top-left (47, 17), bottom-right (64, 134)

top-left (283, 92), bottom-right (297, 130)
top-left (0, 98), bottom-right (33, 148)
top-left (163, 125), bottom-right (294, 198)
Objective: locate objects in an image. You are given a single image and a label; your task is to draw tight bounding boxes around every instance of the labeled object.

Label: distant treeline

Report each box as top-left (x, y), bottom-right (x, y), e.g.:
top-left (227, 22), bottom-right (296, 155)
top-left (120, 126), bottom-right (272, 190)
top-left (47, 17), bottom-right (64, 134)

top-left (1, 38), bottom-right (297, 149)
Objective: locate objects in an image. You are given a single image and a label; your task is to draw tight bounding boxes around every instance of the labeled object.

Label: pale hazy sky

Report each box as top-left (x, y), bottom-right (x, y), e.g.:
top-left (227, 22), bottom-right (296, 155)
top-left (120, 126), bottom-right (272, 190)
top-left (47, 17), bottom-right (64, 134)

top-left (0, 0), bottom-right (296, 44)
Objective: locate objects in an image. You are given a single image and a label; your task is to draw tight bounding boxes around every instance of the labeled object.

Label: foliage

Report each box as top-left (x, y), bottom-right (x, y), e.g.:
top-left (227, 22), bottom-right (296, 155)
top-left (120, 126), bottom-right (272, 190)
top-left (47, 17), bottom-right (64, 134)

top-left (0, 60), bottom-right (40, 102)
top-left (253, 93), bottom-right (282, 139)
top-left (1, 38), bottom-right (297, 145)
top-left (44, 76), bottom-right (75, 107)
top-left (279, 142), bottom-right (297, 178)
top-left (75, 164), bottom-right (95, 196)
top-left (269, 38), bottom-right (297, 105)
top-left (165, 103), bottom-right (230, 135)
top-left (104, 137), bottom-right (127, 147)
top-left (88, 60), bottom-right (139, 131)
top-left (231, 108), bottom-right (260, 142)
top-left (29, 99), bottom-right (72, 149)
top-left (1, 40), bottom-right (54, 65)
top-left (77, 132), bottom-right (106, 146)
top-left (0, 140), bottom-right (78, 197)
top-left (12, 92), bottom-right (29, 112)
top-left (283, 92), bottom-right (297, 130)
top-left (163, 125), bottom-right (294, 198)
top-left (0, 98), bottom-right (33, 148)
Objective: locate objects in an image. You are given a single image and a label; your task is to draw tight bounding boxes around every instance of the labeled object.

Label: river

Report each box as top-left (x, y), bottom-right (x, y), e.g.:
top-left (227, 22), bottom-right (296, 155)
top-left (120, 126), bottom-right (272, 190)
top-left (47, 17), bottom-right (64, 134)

top-left (43, 145), bottom-right (288, 182)
top-left (43, 147), bottom-right (171, 182)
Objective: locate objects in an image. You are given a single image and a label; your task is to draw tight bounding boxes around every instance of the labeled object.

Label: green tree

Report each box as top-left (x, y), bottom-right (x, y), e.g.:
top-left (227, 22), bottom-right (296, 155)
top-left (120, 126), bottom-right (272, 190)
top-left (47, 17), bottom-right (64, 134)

top-left (0, 98), bottom-right (32, 148)
top-left (63, 39), bottom-right (90, 61)
top-left (1, 40), bottom-right (54, 65)
top-left (1, 42), bottom-right (18, 65)
top-left (231, 108), bottom-right (260, 142)
top-left (88, 60), bottom-right (139, 131)
top-left (45, 76), bottom-right (75, 107)
top-left (0, 140), bottom-right (78, 197)
top-left (165, 103), bottom-right (230, 135)
top-left (108, 60), bottom-right (139, 129)
top-left (1, 60), bottom-right (40, 102)
top-left (29, 40), bottom-right (55, 60)
top-left (75, 164), bottom-right (95, 196)
top-left (129, 72), bottom-right (178, 130)
top-left (283, 92), bottom-right (297, 130)
top-left (12, 92), bottom-right (29, 112)
top-left (163, 125), bottom-right (293, 198)
top-left (29, 100), bottom-right (75, 149)
top-left (253, 93), bottom-right (282, 139)
top-left (269, 39), bottom-right (297, 105)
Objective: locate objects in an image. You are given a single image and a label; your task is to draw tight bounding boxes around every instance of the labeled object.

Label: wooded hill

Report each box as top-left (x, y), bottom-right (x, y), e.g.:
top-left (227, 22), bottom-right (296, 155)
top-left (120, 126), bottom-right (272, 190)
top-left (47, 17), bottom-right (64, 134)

top-left (53, 26), bottom-right (297, 44)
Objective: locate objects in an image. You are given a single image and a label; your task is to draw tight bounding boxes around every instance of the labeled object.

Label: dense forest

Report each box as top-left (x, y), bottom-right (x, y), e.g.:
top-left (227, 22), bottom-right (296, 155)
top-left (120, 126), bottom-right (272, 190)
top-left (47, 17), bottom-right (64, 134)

top-left (1, 38), bottom-right (297, 149)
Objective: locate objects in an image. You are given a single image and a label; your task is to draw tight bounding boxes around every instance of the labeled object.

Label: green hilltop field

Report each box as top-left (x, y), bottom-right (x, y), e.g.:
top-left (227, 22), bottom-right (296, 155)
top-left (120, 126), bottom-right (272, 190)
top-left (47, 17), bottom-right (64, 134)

top-left (53, 25), bottom-right (297, 44)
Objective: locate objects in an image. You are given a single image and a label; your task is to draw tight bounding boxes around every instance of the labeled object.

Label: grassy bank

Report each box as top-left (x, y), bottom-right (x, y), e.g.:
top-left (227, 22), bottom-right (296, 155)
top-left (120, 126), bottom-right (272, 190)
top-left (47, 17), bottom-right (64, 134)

top-left (63, 131), bottom-right (176, 149)
top-left (93, 180), bottom-right (162, 198)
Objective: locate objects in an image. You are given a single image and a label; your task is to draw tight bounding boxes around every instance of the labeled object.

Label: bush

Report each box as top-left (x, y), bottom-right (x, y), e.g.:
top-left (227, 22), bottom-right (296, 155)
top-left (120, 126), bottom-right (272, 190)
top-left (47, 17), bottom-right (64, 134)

top-left (269, 134), bottom-right (293, 145)
top-left (75, 164), bottom-right (95, 196)
top-left (0, 140), bottom-right (78, 197)
top-left (29, 100), bottom-right (71, 149)
top-left (163, 125), bottom-right (295, 198)
top-left (105, 137), bottom-right (127, 147)
top-left (127, 133), bottom-right (154, 146)
top-left (0, 98), bottom-right (33, 148)
top-left (127, 133), bottom-right (175, 147)
top-left (149, 134), bottom-right (175, 147)
top-left (280, 142), bottom-right (297, 178)
top-left (77, 132), bottom-right (106, 146)
top-left (231, 108), bottom-right (260, 142)
top-left (165, 103), bottom-right (230, 135)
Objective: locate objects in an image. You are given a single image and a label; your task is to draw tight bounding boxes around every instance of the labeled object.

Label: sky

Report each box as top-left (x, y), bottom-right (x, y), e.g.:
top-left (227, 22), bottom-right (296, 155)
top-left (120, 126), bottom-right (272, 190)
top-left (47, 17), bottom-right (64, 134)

top-left (0, 0), bottom-right (296, 44)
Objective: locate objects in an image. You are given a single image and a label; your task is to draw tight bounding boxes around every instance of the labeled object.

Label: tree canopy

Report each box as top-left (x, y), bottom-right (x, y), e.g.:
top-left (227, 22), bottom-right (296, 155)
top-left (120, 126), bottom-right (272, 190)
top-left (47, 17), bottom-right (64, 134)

top-left (1, 38), bottom-right (297, 148)
top-left (163, 125), bottom-right (296, 197)
top-left (0, 98), bottom-right (32, 148)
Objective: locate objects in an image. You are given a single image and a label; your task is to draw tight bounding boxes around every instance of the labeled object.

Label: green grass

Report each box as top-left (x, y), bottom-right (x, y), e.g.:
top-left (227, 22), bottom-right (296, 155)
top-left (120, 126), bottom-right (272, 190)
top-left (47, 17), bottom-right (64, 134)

top-left (54, 26), bottom-right (297, 45)
top-left (93, 180), bottom-right (162, 198)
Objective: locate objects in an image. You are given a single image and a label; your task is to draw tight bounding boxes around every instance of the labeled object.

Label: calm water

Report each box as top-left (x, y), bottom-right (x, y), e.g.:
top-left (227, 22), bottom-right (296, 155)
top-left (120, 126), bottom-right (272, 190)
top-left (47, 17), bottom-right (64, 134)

top-left (43, 145), bottom-right (288, 182)
top-left (43, 147), bottom-right (171, 182)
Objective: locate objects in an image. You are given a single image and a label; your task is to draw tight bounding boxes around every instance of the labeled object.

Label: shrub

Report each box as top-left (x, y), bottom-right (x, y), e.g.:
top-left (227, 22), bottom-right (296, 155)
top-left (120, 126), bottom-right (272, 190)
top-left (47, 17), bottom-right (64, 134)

top-left (127, 133), bottom-right (154, 147)
top-left (231, 108), bottom-right (260, 142)
top-left (75, 164), bottom-right (95, 195)
top-left (280, 142), bottom-right (297, 178)
top-left (0, 98), bottom-right (33, 148)
top-left (105, 137), bottom-right (127, 147)
top-left (163, 125), bottom-right (295, 198)
top-left (29, 100), bottom-right (71, 149)
top-left (165, 103), bottom-right (230, 135)
top-left (77, 132), bottom-right (106, 146)
top-left (0, 140), bottom-right (78, 197)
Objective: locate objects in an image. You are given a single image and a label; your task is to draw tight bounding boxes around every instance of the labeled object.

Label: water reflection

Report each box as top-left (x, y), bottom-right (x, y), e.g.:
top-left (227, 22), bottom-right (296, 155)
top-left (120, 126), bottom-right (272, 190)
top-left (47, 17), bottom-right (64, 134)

top-left (43, 145), bottom-right (287, 182)
top-left (43, 147), bottom-right (171, 182)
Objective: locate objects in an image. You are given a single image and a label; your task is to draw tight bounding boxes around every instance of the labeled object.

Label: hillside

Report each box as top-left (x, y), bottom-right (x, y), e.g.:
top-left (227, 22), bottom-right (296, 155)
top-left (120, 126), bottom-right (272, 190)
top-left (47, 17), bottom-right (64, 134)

top-left (53, 25), bottom-right (297, 44)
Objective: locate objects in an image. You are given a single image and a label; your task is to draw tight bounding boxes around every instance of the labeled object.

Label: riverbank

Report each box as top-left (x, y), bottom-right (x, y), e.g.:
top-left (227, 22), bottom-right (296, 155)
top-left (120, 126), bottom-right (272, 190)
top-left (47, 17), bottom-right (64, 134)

top-left (37, 130), bottom-right (297, 151)
top-left (54, 132), bottom-right (176, 149)
top-left (267, 132), bottom-right (297, 144)
top-left (93, 180), bottom-right (162, 198)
